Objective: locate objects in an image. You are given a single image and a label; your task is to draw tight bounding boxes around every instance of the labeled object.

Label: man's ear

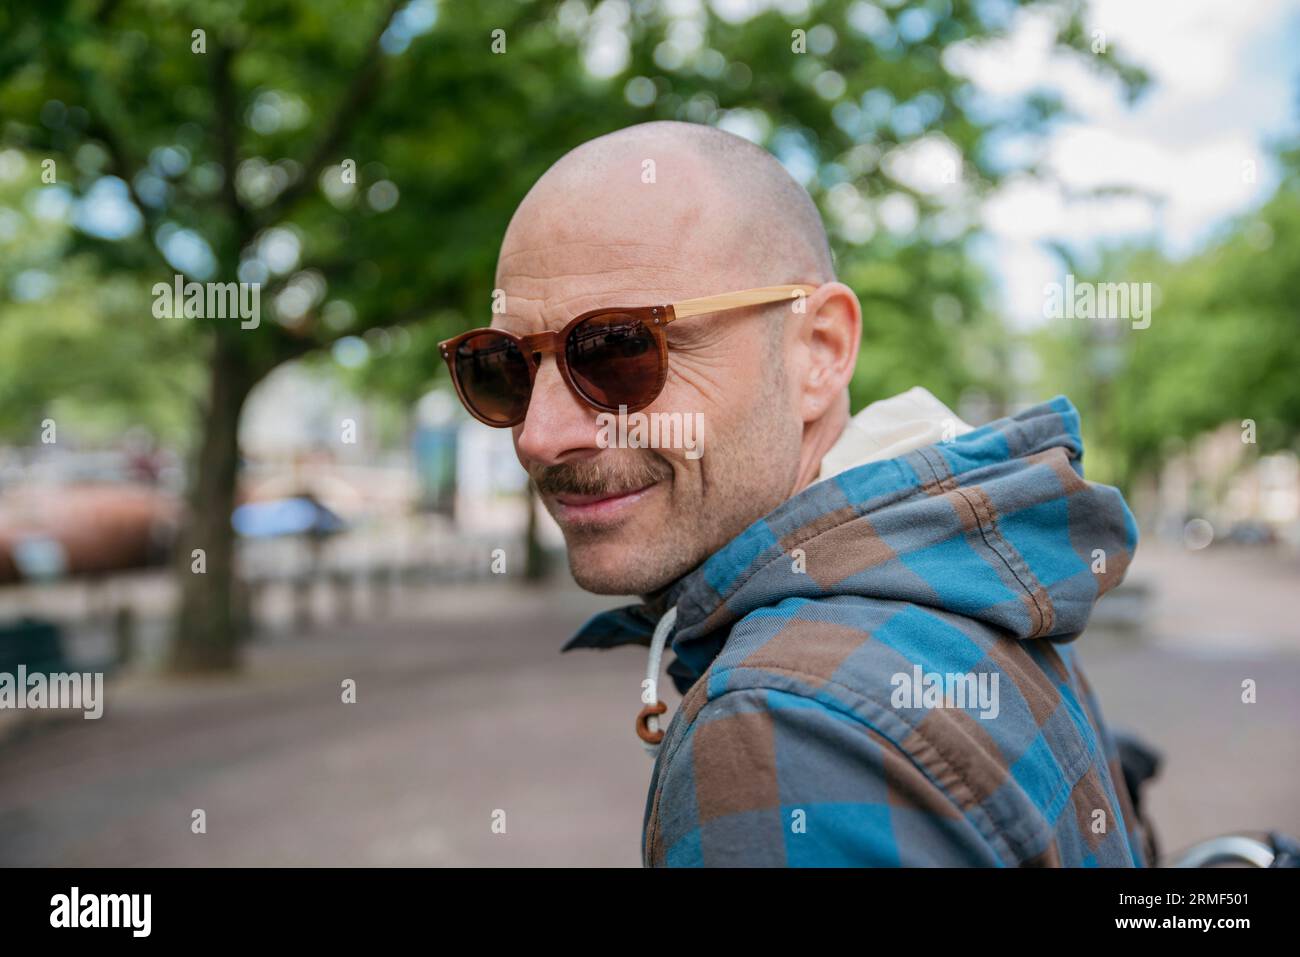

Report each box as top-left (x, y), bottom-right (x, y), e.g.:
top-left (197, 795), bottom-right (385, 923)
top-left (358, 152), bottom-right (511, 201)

top-left (796, 281), bottom-right (861, 423)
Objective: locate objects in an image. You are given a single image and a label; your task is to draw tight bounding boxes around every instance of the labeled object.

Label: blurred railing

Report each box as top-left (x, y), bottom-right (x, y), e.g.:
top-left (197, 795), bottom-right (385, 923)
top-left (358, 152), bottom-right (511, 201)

top-left (0, 515), bottom-right (530, 673)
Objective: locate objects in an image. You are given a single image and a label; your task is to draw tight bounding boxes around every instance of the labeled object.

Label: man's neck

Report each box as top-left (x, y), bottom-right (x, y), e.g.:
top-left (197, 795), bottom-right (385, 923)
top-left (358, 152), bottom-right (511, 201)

top-left (814, 386), bottom-right (975, 483)
top-left (791, 395), bottom-right (851, 495)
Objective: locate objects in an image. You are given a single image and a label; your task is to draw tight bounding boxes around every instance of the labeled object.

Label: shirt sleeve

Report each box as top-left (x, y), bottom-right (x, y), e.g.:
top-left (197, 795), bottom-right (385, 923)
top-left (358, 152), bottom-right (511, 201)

top-left (645, 686), bottom-right (1004, 867)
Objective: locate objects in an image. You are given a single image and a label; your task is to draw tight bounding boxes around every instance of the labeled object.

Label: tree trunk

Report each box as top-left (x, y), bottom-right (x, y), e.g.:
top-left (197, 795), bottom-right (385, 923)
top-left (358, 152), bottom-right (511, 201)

top-left (169, 338), bottom-right (255, 673)
top-left (523, 483), bottom-right (547, 582)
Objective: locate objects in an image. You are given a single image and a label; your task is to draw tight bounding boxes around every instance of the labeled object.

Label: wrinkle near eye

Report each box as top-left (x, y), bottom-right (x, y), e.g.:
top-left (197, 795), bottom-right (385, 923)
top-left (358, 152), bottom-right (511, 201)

top-left (665, 355), bottom-right (729, 401)
top-left (665, 319), bottom-right (734, 351)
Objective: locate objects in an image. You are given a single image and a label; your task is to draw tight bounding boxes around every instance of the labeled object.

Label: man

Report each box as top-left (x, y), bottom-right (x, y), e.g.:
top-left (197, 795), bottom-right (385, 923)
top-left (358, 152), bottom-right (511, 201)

top-left (440, 120), bottom-right (1147, 866)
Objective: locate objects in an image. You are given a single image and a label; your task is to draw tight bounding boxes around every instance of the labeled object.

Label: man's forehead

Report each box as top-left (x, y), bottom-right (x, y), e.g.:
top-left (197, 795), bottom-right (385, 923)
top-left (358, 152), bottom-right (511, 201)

top-left (500, 172), bottom-right (714, 265)
top-left (493, 226), bottom-right (718, 328)
top-left (502, 140), bottom-right (729, 248)
top-left (497, 235), bottom-right (682, 288)
top-left (491, 240), bottom-right (687, 329)
top-left (492, 142), bottom-right (741, 325)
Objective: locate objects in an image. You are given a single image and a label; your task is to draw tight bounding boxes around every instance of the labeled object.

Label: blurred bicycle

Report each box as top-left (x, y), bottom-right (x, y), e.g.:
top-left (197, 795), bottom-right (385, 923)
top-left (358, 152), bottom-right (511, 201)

top-left (1116, 730), bottom-right (1300, 868)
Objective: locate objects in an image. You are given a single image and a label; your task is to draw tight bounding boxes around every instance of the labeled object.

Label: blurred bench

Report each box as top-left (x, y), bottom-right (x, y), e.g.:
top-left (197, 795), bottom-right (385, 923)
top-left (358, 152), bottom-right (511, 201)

top-left (0, 617), bottom-right (71, 675)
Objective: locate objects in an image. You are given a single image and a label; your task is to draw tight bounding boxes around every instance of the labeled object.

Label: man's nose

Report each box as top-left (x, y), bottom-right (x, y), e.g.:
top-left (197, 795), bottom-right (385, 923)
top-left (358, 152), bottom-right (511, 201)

top-left (513, 354), bottom-right (601, 466)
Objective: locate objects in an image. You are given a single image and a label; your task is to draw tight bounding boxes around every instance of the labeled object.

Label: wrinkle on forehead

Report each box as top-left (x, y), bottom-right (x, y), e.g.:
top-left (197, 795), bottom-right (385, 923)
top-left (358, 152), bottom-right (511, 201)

top-left (498, 238), bottom-right (682, 281)
top-left (496, 202), bottom-right (721, 328)
top-left (494, 238), bottom-right (696, 330)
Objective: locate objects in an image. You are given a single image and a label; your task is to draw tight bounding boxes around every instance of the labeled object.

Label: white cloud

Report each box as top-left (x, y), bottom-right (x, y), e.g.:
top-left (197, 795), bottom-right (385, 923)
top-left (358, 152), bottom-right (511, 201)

top-left (881, 133), bottom-right (965, 199)
top-left (958, 0), bottom-right (1297, 327)
top-left (983, 175), bottom-right (1155, 245)
top-left (1045, 127), bottom-right (1265, 245)
top-left (1086, 0), bottom-right (1287, 99)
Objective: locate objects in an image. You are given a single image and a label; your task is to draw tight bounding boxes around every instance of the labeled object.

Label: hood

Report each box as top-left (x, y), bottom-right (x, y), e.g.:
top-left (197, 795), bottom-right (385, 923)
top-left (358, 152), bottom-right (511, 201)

top-left (564, 395), bottom-right (1138, 696)
top-left (816, 384), bottom-right (974, 481)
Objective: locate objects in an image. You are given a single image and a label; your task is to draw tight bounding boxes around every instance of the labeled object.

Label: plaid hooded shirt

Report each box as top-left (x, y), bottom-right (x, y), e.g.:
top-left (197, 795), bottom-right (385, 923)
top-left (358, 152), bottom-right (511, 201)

top-left (564, 396), bottom-right (1147, 867)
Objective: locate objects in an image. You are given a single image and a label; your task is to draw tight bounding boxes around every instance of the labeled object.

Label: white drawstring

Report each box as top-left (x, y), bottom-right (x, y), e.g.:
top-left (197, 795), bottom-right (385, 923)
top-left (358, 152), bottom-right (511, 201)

top-left (639, 605), bottom-right (678, 758)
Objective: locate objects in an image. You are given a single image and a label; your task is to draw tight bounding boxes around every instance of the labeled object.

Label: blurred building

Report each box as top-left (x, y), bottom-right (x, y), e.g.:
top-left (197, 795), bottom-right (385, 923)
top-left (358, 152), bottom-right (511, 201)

top-left (1133, 421), bottom-right (1300, 548)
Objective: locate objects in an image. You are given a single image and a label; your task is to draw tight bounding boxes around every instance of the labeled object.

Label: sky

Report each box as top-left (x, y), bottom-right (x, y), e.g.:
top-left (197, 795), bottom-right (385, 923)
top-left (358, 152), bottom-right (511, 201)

top-left (606, 0), bottom-right (1300, 331)
top-left (959, 0), bottom-right (1300, 329)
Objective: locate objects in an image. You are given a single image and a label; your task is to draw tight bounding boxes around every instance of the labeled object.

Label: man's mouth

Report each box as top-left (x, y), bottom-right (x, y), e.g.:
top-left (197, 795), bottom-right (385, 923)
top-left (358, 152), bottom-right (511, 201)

top-left (550, 483), bottom-right (659, 525)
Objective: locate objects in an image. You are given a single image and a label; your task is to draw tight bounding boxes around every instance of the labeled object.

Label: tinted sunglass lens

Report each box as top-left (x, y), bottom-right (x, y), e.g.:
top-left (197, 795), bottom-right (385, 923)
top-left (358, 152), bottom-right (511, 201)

top-left (454, 332), bottom-right (531, 425)
top-left (565, 314), bottom-right (661, 409)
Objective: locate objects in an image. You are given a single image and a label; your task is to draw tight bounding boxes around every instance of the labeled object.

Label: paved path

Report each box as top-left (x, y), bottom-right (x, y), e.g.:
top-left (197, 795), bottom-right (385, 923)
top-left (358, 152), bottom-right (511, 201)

top-left (0, 586), bottom-right (651, 866)
top-left (1, 543), bottom-right (1296, 866)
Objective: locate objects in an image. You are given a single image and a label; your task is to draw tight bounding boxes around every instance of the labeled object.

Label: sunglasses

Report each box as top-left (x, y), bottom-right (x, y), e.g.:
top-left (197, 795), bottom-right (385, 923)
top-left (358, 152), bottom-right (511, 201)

top-left (438, 283), bottom-right (817, 427)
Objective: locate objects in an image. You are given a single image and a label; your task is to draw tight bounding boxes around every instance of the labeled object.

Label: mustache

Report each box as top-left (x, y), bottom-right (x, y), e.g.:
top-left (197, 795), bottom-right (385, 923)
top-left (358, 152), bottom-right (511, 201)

top-left (530, 454), bottom-right (673, 498)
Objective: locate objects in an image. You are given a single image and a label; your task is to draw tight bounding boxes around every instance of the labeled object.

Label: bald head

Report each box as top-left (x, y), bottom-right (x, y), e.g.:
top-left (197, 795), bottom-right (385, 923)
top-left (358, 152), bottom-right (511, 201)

top-left (492, 120), bottom-right (861, 596)
top-left (498, 121), bottom-right (834, 303)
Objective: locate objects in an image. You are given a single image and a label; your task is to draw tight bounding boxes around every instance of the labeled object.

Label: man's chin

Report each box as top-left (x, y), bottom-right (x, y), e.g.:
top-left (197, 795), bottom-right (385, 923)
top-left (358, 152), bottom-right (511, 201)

top-left (567, 564), bottom-right (639, 596)
top-left (563, 530), bottom-right (700, 596)
top-left (565, 542), bottom-right (664, 595)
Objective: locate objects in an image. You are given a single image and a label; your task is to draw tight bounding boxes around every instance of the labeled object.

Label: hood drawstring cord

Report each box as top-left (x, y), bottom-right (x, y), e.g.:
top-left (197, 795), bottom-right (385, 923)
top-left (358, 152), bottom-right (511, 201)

top-left (636, 605), bottom-right (678, 758)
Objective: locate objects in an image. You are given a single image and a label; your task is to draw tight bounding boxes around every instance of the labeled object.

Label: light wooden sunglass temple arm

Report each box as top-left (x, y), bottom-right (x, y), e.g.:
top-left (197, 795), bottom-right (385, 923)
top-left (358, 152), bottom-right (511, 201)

top-left (666, 284), bottom-right (819, 322)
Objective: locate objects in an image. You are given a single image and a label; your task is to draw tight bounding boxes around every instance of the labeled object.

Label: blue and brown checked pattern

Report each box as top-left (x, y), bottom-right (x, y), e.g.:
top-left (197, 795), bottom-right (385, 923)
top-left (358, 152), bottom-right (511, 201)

top-left (567, 396), bottom-right (1147, 867)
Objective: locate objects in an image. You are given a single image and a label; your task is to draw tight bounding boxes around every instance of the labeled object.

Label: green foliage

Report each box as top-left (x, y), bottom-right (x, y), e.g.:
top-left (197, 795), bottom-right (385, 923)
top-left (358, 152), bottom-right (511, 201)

top-left (0, 163), bottom-right (202, 441)
top-left (1030, 150), bottom-right (1300, 489)
top-left (0, 0), bottom-right (1145, 437)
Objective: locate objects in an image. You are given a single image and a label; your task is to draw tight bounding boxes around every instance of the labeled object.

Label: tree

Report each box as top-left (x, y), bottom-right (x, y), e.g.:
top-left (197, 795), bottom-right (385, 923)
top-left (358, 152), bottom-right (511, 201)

top-left (0, 0), bottom-right (1141, 670)
top-left (1031, 138), bottom-right (1300, 491)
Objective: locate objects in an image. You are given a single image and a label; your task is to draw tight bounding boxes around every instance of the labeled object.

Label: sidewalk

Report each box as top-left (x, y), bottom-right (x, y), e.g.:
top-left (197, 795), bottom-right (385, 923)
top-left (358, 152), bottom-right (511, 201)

top-left (1, 544), bottom-right (1296, 866)
top-left (0, 583), bottom-right (648, 866)
top-left (1122, 541), bottom-right (1300, 658)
